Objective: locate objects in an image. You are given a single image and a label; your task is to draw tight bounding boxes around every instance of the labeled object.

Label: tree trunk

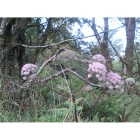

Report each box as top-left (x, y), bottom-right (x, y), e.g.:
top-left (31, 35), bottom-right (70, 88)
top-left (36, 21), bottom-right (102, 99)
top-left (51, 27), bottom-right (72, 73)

top-left (0, 18), bottom-right (30, 83)
top-left (101, 18), bottom-right (112, 70)
top-left (91, 17), bottom-right (112, 71)
top-left (123, 18), bottom-right (135, 77)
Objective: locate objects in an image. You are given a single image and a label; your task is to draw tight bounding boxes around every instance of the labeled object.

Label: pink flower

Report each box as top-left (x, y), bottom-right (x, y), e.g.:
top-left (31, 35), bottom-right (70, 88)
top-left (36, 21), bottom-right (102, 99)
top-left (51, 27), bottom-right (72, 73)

top-left (96, 74), bottom-right (100, 78)
top-left (95, 69), bottom-right (99, 73)
top-left (98, 71), bottom-right (102, 74)
top-left (21, 63), bottom-right (38, 77)
top-left (106, 81), bottom-right (110, 86)
top-left (88, 54), bottom-right (124, 93)
top-left (98, 77), bottom-right (102, 81)
top-left (115, 85), bottom-right (120, 89)
top-left (109, 79), bottom-right (114, 83)
top-left (113, 81), bottom-right (116, 85)
top-left (31, 68), bottom-right (35, 71)
top-left (109, 86), bottom-right (113, 90)
top-left (92, 54), bottom-right (106, 64)
top-left (88, 74), bottom-right (92, 79)
top-left (120, 88), bottom-right (124, 93)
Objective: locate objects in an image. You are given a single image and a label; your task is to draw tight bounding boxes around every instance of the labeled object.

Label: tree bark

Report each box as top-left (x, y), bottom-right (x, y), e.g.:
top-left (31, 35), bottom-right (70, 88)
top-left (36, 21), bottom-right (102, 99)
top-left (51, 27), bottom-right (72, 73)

top-left (123, 18), bottom-right (135, 77)
top-left (0, 18), bottom-right (30, 81)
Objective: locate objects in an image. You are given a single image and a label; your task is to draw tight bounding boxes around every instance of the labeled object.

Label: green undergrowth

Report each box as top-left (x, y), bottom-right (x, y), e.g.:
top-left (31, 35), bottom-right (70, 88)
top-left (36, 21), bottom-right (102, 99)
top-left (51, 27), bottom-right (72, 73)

top-left (0, 63), bottom-right (140, 122)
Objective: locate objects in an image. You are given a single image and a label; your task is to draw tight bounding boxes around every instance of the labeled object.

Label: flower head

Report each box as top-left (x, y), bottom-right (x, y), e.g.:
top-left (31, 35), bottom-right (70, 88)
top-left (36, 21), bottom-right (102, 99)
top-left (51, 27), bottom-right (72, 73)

top-left (92, 54), bottom-right (106, 64)
top-left (88, 54), bottom-right (124, 92)
top-left (125, 77), bottom-right (135, 84)
top-left (21, 63), bottom-right (38, 80)
top-left (88, 61), bottom-right (107, 82)
top-left (105, 71), bottom-right (124, 90)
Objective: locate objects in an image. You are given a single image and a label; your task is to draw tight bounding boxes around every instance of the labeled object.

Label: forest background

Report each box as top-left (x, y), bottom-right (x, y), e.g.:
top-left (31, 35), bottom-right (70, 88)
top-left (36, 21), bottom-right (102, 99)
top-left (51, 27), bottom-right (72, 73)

top-left (2, 0), bottom-right (139, 140)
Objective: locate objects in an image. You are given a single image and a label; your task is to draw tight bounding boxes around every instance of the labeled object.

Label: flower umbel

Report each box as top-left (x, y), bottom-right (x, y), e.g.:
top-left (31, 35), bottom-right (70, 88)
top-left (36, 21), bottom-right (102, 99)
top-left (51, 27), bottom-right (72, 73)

top-left (21, 63), bottom-right (37, 80)
top-left (106, 71), bottom-right (124, 92)
top-left (88, 62), bottom-right (107, 82)
top-left (88, 54), bottom-right (124, 93)
top-left (125, 77), bottom-right (135, 84)
top-left (92, 54), bottom-right (106, 64)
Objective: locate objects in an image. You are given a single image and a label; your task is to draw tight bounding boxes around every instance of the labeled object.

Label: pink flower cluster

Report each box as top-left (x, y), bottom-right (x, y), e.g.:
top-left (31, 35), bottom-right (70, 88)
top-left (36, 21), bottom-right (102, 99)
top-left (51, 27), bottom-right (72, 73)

top-left (92, 54), bottom-right (106, 64)
top-left (106, 72), bottom-right (124, 92)
top-left (88, 54), bottom-right (124, 93)
top-left (21, 63), bottom-right (37, 80)
top-left (88, 62), bottom-right (107, 81)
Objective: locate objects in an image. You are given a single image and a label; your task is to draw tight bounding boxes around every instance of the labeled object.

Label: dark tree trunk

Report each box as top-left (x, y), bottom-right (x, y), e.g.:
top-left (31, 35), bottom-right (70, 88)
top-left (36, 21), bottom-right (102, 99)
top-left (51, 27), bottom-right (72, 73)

top-left (101, 18), bottom-right (112, 70)
top-left (0, 18), bottom-right (30, 82)
top-left (123, 18), bottom-right (135, 77)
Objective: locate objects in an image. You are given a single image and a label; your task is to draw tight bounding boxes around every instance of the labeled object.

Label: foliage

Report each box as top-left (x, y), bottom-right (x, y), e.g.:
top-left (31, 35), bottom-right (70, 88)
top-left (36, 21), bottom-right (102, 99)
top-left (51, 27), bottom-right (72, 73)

top-left (89, 94), bottom-right (121, 122)
top-left (81, 92), bottom-right (140, 122)
top-left (0, 17), bottom-right (140, 123)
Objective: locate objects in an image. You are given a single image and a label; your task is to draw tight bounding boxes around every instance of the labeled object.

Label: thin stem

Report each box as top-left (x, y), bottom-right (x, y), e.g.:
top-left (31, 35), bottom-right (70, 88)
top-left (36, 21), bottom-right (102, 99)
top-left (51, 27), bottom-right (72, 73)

top-left (71, 94), bottom-right (78, 122)
top-left (69, 68), bottom-right (73, 93)
top-left (77, 80), bottom-right (88, 98)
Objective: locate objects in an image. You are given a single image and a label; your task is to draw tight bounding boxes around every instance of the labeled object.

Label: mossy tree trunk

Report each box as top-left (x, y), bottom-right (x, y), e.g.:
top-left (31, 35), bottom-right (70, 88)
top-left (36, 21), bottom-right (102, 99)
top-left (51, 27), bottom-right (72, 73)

top-left (0, 18), bottom-right (30, 83)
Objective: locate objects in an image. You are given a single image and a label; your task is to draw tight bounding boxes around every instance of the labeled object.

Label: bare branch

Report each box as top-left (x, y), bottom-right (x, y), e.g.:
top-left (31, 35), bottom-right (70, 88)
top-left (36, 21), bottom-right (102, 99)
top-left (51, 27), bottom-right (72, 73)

top-left (22, 67), bottom-right (103, 90)
top-left (40, 68), bottom-right (73, 83)
top-left (91, 18), bottom-right (102, 45)
top-left (17, 25), bottom-right (124, 49)
top-left (41, 82), bottom-right (69, 98)
top-left (108, 40), bottom-right (128, 66)
top-left (36, 47), bottom-right (67, 75)
top-left (40, 68), bottom-right (102, 88)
